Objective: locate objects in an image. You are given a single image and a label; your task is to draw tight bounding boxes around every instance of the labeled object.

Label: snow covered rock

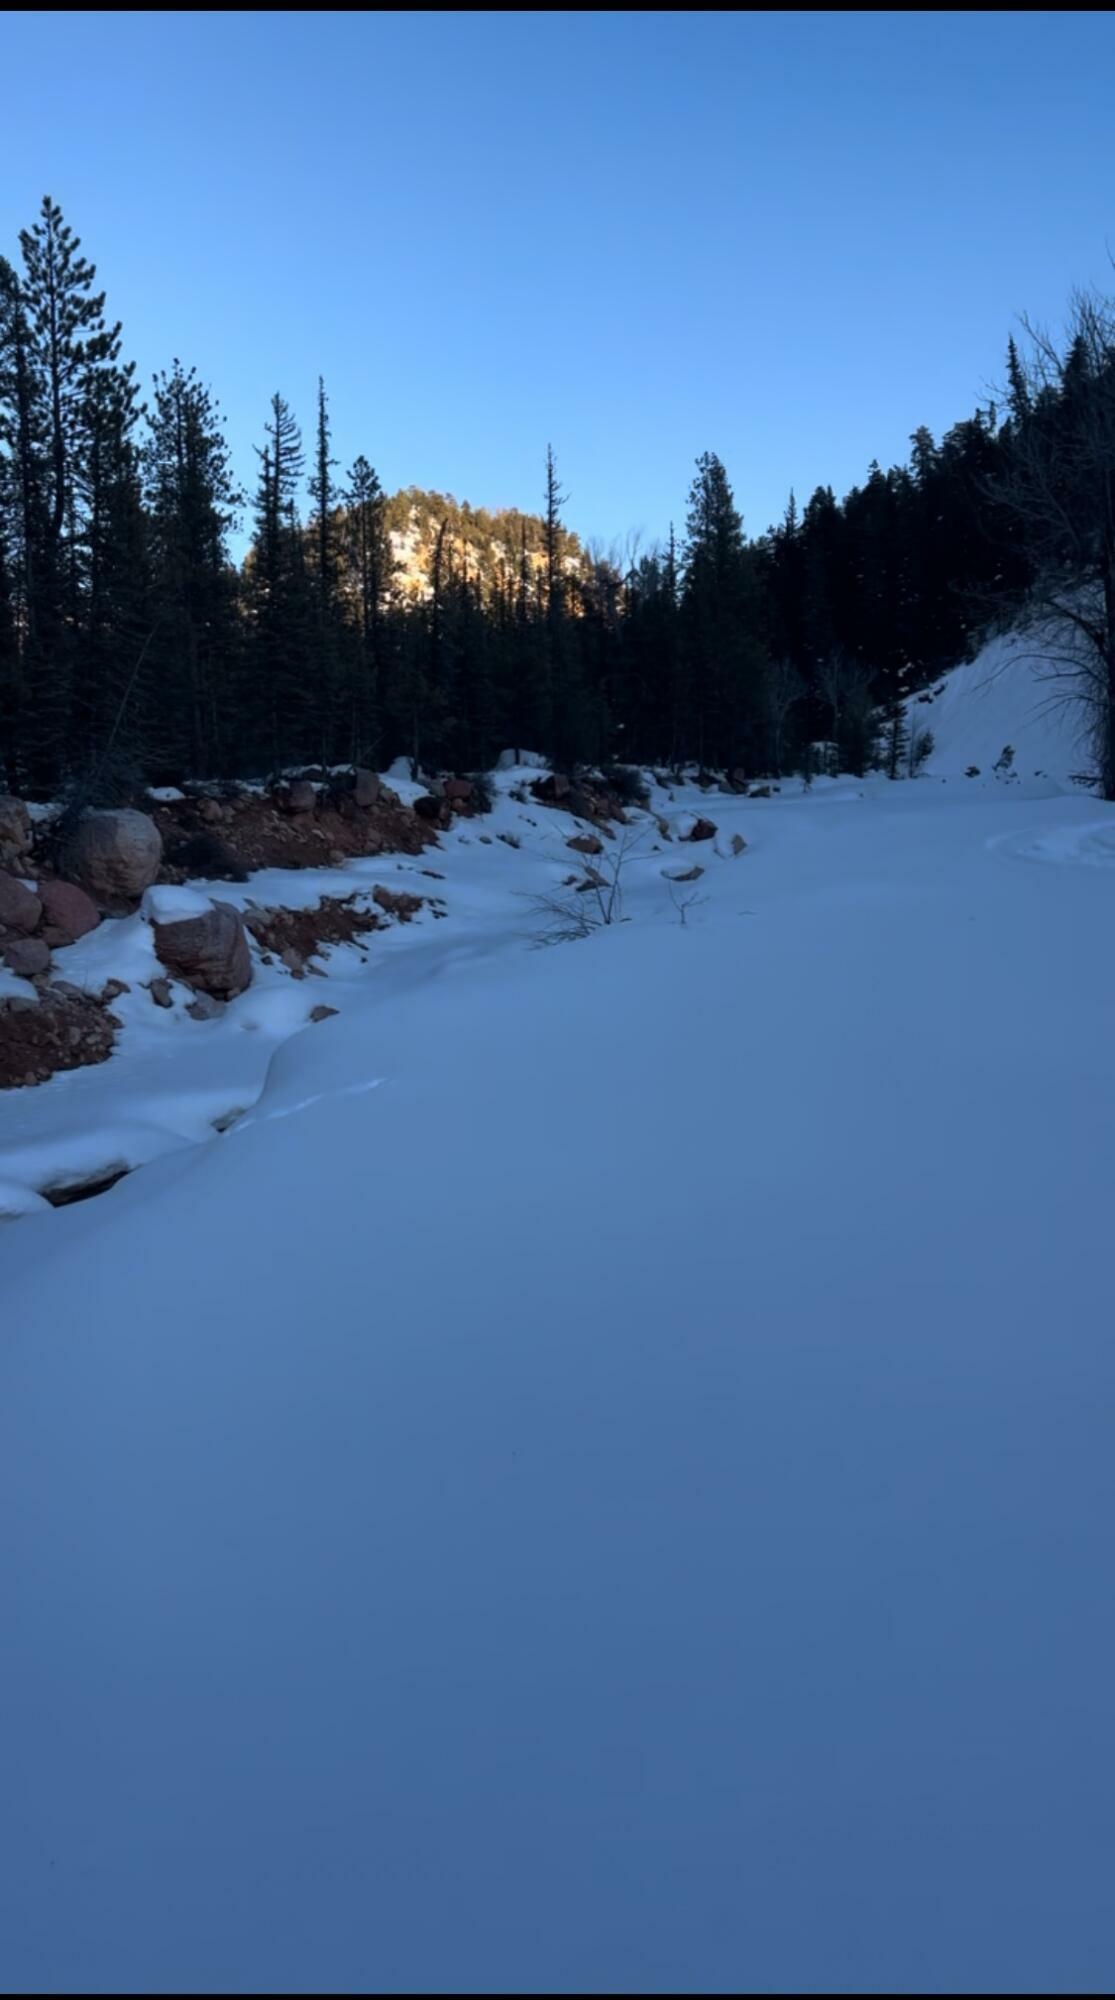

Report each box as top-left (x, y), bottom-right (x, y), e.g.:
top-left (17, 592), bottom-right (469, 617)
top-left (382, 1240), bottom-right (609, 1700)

top-left (0, 874), bottom-right (41, 934)
top-left (61, 809), bottom-right (162, 908)
top-left (567, 833), bottom-right (604, 856)
top-left (685, 816), bottom-right (718, 842)
top-left (186, 993), bottom-right (225, 1021)
top-left (36, 876), bottom-right (101, 945)
top-left (151, 898), bottom-right (252, 999)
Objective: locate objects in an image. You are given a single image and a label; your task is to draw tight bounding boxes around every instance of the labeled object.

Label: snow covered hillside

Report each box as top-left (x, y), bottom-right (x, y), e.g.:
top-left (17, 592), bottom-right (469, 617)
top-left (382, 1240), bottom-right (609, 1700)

top-left (1, 736), bottom-right (1114, 1992)
top-left (912, 625), bottom-right (1095, 784)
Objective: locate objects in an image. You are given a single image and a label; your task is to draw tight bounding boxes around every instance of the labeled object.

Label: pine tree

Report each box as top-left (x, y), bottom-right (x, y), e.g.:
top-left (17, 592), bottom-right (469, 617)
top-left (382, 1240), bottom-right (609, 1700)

top-left (145, 362), bottom-right (241, 775)
top-left (343, 453), bottom-right (392, 762)
top-left (249, 393), bottom-right (309, 771)
top-left (76, 351), bottom-right (151, 794)
top-left (681, 451), bottom-right (767, 771)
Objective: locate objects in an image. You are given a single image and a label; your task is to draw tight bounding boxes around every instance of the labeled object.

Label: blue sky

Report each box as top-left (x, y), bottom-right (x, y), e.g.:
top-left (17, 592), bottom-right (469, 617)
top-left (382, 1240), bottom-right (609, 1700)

top-left (3, 10), bottom-right (1115, 556)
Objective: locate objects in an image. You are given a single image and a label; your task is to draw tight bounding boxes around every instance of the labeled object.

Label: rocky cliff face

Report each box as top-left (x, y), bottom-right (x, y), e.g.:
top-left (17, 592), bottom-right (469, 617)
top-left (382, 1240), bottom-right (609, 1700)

top-left (382, 486), bottom-right (592, 603)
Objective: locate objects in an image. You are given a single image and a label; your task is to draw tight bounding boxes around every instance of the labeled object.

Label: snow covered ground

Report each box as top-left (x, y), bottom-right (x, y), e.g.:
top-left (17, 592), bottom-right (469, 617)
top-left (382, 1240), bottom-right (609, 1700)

top-left (1, 650), bottom-right (1114, 1993)
top-left (913, 624), bottom-right (1095, 784)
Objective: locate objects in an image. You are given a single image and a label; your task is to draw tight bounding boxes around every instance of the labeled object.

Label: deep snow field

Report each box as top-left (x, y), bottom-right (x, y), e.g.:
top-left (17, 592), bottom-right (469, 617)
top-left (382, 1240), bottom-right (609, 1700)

top-left (1, 638), bottom-right (1113, 1994)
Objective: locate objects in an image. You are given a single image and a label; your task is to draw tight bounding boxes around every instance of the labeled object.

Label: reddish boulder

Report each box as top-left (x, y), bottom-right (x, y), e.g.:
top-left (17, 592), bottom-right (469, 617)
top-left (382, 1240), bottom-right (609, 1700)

top-left (61, 809), bottom-right (163, 908)
top-left (37, 876), bottom-right (101, 945)
top-left (567, 833), bottom-right (604, 856)
top-left (353, 768), bottom-right (381, 808)
top-left (0, 874), bottom-right (42, 935)
top-left (444, 777), bottom-right (473, 802)
top-left (152, 900), bottom-right (252, 998)
top-left (686, 817), bottom-right (718, 842)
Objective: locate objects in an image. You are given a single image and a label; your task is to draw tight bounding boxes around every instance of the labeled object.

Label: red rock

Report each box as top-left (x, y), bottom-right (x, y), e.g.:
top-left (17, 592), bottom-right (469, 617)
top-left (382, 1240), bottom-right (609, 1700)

top-left (444, 778), bottom-right (474, 802)
top-left (0, 874), bottom-right (42, 934)
top-left (686, 817), bottom-right (717, 842)
top-left (567, 833), bottom-right (604, 856)
top-left (36, 875), bottom-right (101, 943)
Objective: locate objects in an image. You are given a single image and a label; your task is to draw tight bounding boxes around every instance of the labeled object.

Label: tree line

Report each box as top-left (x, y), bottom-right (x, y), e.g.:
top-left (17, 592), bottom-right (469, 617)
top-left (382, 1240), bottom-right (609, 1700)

top-left (3, 196), bottom-right (1115, 800)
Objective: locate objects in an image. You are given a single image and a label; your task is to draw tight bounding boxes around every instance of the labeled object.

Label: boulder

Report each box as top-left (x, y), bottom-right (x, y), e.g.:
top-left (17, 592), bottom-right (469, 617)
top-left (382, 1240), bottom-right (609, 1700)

top-left (198, 797), bottom-right (225, 824)
top-left (686, 817), bottom-right (718, 842)
top-left (61, 809), bottom-right (162, 907)
top-left (413, 794), bottom-right (450, 826)
top-left (3, 935), bottom-right (51, 979)
top-left (309, 1003), bottom-right (339, 1024)
top-left (36, 876), bottom-right (101, 944)
top-left (567, 833), bottom-right (604, 856)
top-left (152, 899), bottom-right (252, 998)
top-left (730, 833), bottom-right (747, 857)
top-left (0, 874), bottom-right (42, 935)
top-left (532, 772), bottom-right (571, 805)
top-left (748, 785), bottom-right (772, 799)
top-left (444, 777), bottom-right (473, 802)
top-left (283, 780), bottom-right (316, 813)
top-left (353, 768), bottom-right (381, 808)
top-left (664, 864), bottom-right (704, 883)
top-left (186, 993), bottom-right (224, 1021)
top-left (0, 795), bottom-right (32, 866)
top-left (149, 978), bottom-right (174, 1008)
